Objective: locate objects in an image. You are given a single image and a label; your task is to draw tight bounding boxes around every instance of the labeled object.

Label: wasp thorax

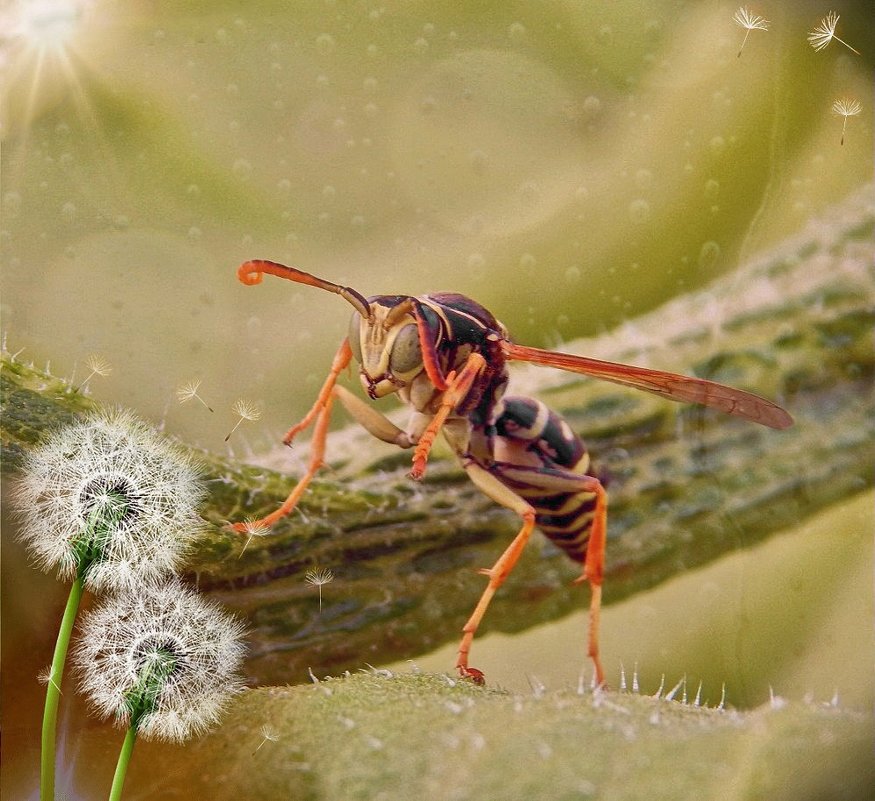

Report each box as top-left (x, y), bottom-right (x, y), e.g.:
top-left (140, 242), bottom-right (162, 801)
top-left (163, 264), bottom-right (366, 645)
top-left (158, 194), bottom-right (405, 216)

top-left (348, 302), bottom-right (425, 399)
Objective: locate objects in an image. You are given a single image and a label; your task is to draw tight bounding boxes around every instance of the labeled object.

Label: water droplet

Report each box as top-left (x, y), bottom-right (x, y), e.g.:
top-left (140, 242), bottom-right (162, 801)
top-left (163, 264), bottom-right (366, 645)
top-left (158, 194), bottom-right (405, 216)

top-left (422, 23), bottom-right (436, 37)
top-left (468, 253), bottom-right (485, 270)
top-left (187, 226), bottom-right (202, 241)
top-left (628, 199), bottom-right (650, 224)
top-left (509, 22), bottom-right (527, 42)
top-left (598, 25), bottom-right (613, 44)
top-left (565, 265), bottom-right (581, 283)
top-left (322, 185), bottom-right (336, 199)
top-left (114, 215), bottom-right (129, 229)
top-left (583, 96), bottom-right (601, 117)
top-left (704, 179), bottom-right (719, 199)
top-left (186, 184), bottom-right (201, 197)
top-left (3, 192), bottom-right (22, 217)
top-left (520, 252), bottom-right (536, 270)
top-left (216, 28), bottom-right (228, 43)
top-left (364, 102), bottom-right (378, 117)
top-left (420, 96), bottom-right (437, 114)
top-left (413, 37), bottom-right (429, 54)
top-left (363, 77), bottom-right (378, 93)
top-left (635, 169), bottom-right (653, 188)
top-left (233, 159), bottom-right (253, 180)
top-left (468, 149), bottom-right (488, 172)
top-left (351, 215), bottom-right (365, 228)
top-left (709, 136), bottom-right (726, 156)
top-left (61, 202), bottom-right (77, 221)
top-left (316, 33), bottom-right (336, 54)
top-left (698, 241), bottom-right (721, 270)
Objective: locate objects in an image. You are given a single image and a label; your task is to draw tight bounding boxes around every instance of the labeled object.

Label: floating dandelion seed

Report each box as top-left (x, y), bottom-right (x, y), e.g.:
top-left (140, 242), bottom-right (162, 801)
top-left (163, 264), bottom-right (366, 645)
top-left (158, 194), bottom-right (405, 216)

top-left (176, 379), bottom-right (214, 412)
top-left (38, 666), bottom-right (62, 694)
top-left (225, 399), bottom-right (262, 442)
top-left (254, 724), bottom-right (280, 753)
top-left (304, 567), bottom-right (334, 610)
top-left (807, 11), bottom-right (860, 54)
top-left (733, 7), bottom-right (770, 57)
top-left (238, 517), bottom-right (270, 555)
top-left (832, 98), bottom-right (862, 145)
top-left (78, 353), bottom-right (112, 390)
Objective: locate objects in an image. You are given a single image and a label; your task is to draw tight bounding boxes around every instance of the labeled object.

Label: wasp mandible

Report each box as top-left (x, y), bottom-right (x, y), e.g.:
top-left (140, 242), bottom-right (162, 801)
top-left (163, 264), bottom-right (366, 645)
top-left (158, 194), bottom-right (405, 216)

top-left (233, 259), bottom-right (793, 685)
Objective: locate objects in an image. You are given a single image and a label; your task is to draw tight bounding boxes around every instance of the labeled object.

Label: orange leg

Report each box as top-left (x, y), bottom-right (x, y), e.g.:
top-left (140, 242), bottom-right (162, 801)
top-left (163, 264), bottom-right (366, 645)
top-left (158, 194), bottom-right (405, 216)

top-left (231, 339), bottom-right (351, 532)
top-left (410, 353), bottom-right (486, 480)
top-left (572, 477), bottom-right (608, 688)
top-left (282, 339), bottom-right (352, 446)
top-left (454, 460), bottom-right (537, 683)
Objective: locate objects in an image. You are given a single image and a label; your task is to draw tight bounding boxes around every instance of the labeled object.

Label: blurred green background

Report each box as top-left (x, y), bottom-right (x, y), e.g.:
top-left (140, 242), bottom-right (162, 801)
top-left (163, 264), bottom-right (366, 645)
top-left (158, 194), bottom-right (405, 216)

top-left (2, 1), bottom-right (872, 798)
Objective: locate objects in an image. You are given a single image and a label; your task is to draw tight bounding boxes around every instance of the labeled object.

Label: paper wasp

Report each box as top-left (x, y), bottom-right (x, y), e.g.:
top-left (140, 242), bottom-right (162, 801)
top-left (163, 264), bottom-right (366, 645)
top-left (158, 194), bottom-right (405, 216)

top-left (232, 259), bottom-right (793, 685)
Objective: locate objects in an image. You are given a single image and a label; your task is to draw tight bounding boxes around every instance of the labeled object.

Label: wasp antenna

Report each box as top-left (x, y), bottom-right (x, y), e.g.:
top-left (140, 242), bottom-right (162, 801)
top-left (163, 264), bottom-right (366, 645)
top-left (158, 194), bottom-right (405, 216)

top-left (237, 260), bottom-right (372, 320)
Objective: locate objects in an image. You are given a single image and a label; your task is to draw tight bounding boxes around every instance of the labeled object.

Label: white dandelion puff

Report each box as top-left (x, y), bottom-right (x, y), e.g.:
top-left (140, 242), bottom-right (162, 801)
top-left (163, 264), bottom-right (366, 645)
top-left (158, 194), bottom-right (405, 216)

top-left (176, 379), bottom-right (214, 412)
top-left (225, 399), bottom-right (262, 442)
top-left (807, 12), bottom-right (860, 55)
top-left (733, 7), bottom-right (769, 57)
top-left (73, 581), bottom-right (247, 743)
top-left (304, 567), bottom-right (334, 610)
top-left (14, 408), bottom-right (205, 592)
top-left (831, 97), bottom-right (862, 145)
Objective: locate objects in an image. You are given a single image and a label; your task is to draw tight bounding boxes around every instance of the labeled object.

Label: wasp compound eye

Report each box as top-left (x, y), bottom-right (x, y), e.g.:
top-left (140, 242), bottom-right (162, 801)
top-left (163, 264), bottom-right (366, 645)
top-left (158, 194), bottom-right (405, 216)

top-left (388, 324), bottom-right (422, 375)
top-left (347, 312), bottom-right (364, 364)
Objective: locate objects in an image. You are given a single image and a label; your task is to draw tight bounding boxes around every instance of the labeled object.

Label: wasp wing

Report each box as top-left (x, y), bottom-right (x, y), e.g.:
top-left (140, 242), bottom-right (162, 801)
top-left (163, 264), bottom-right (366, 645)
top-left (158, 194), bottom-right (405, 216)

top-left (503, 342), bottom-right (793, 430)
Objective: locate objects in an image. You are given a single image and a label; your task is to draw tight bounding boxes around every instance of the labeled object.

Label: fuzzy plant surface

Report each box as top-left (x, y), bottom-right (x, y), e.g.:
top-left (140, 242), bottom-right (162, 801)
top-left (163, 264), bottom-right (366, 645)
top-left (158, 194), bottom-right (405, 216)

top-left (116, 671), bottom-right (873, 801)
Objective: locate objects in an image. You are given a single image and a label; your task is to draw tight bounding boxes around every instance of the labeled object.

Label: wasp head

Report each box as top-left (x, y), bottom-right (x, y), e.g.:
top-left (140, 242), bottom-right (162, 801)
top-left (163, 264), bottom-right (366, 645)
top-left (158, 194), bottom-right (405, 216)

top-left (347, 296), bottom-right (433, 399)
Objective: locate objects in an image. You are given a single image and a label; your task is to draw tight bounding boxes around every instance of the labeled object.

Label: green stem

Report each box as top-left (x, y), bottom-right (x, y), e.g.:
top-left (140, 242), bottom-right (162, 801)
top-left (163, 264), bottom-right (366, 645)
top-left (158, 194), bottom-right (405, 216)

top-left (108, 725), bottom-right (138, 801)
top-left (41, 576), bottom-right (84, 801)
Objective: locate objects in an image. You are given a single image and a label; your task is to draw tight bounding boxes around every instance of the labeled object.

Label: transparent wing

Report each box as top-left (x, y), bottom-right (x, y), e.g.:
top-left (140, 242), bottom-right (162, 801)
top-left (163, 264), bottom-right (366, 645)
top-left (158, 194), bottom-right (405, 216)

top-left (503, 342), bottom-right (793, 429)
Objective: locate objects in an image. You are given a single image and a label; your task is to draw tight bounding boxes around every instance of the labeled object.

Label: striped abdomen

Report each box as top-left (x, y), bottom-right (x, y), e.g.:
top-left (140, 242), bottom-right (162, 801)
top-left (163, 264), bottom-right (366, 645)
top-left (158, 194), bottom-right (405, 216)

top-left (490, 396), bottom-right (597, 563)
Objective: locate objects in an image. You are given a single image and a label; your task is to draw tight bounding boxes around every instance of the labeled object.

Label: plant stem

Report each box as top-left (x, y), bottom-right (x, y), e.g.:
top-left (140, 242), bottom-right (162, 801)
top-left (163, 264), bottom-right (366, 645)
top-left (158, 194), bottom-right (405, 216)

top-left (108, 725), bottom-right (138, 801)
top-left (41, 576), bottom-right (84, 801)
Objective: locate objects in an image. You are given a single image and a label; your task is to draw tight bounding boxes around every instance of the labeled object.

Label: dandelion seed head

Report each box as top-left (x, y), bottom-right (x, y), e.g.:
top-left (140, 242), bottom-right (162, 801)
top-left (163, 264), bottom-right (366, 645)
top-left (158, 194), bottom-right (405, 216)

top-left (232, 399), bottom-right (262, 422)
top-left (304, 568), bottom-right (334, 588)
top-left (807, 11), bottom-right (858, 54)
top-left (73, 581), bottom-right (246, 743)
top-left (832, 98), bottom-right (862, 118)
top-left (176, 379), bottom-right (202, 404)
top-left (733, 7), bottom-right (769, 32)
top-left (13, 409), bottom-right (205, 591)
top-left (85, 353), bottom-right (112, 377)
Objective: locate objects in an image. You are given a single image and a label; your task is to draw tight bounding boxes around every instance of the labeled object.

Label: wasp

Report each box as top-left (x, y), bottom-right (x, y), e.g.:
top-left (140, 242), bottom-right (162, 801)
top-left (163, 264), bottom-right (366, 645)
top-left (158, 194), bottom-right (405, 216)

top-left (233, 259), bottom-right (793, 685)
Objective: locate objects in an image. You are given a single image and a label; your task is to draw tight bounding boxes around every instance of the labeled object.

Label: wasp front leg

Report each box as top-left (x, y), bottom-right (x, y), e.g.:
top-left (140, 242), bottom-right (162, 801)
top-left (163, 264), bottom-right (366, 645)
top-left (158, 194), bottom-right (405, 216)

top-left (410, 353), bottom-right (487, 480)
top-left (231, 339), bottom-right (352, 532)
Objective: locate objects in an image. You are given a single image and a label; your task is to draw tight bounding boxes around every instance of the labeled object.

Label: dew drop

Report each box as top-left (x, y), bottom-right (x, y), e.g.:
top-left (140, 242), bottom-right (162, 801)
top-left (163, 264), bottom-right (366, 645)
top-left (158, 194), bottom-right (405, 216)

top-left (520, 253), bottom-right (536, 270)
top-left (232, 159), bottom-right (253, 180)
top-left (413, 37), bottom-right (429, 54)
top-left (583, 96), bottom-right (601, 117)
top-left (468, 150), bottom-right (488, 172)
top-left (468, 253), bottom-right (485, 270)
top-left (60, 202), bottom-right (77, 221)
top-left (628, 198), bottom-right (651, 224)
top-left (3, 192), bottom-right (22, 218)
top-left (635, 169), bottom-right (653, 188)
top-left (698, 241), bottom-right (721, 270)
top-left (704, 179), bottom-right (720, 199)
top-left (709, 136), bottom-right (726, 156)
top-left (316, 33), bottom-right (336, 53)
top-left (565, 265), bottom-right (581, 283)
top-left (509, 22), bottom-right (527, 42)
top-left (187, 226), bottom-right (202, 242)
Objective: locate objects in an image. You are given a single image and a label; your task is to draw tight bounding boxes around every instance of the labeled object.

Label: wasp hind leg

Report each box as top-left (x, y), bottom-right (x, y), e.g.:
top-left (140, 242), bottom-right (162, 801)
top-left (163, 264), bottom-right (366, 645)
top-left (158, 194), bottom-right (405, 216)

top-left (455, 459), bottom-right (537, 684)
top-left (474, 462), bottom-right (608, 688)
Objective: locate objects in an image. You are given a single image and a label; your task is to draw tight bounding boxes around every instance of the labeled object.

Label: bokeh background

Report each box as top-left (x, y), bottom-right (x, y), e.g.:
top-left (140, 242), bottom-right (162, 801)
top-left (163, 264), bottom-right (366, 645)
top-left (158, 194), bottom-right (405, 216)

top-left (2, 1), bottom-right (872, 798)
